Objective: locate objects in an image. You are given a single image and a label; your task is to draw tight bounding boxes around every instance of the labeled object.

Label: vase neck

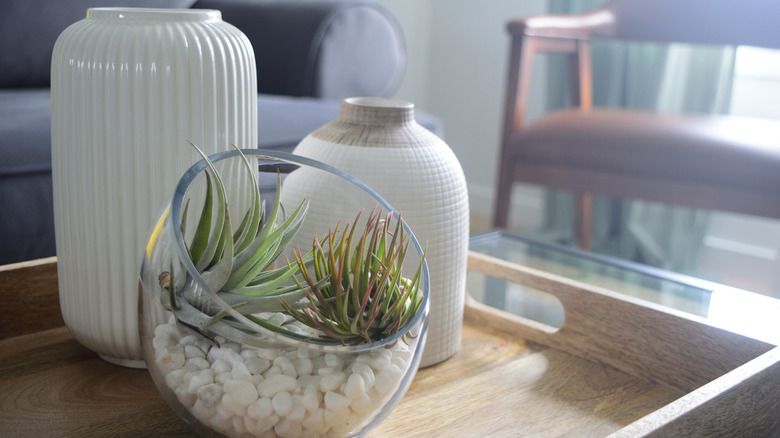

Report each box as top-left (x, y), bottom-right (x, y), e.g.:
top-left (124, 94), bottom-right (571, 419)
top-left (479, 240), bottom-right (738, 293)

top-left (338, 97), bottom-right (415, 128)
top-left (86, 8), bottom-right (220, 23)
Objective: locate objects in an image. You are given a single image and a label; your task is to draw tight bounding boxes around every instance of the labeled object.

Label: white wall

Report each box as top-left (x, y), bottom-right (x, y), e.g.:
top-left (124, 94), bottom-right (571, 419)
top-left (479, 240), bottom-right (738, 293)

top-left (374, 0), bottom-right (547, 227)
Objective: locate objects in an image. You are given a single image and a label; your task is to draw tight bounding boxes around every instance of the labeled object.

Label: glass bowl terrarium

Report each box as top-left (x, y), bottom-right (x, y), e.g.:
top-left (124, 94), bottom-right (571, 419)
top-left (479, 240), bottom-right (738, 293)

top-left (138, 148), bottom-right (429, 437)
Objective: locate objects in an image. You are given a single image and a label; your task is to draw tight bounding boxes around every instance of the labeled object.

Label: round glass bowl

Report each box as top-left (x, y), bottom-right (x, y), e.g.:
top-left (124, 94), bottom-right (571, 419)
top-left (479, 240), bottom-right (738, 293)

top-left (139, 149), bottom-right (429, 437)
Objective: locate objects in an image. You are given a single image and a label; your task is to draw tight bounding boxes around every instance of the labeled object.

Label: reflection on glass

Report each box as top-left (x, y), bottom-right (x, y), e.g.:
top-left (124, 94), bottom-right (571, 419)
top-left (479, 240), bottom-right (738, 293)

top-left (467, 231), bottom-right (780, 345)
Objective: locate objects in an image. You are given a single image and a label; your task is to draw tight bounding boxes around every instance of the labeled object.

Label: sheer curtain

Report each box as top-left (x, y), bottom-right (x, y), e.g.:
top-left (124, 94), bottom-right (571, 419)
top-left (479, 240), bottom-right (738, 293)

top-left (538, 0), bottom-right (736, 272)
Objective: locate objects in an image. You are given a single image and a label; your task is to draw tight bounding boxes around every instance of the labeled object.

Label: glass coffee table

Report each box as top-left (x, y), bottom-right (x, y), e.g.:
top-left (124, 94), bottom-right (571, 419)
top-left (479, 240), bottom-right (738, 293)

top-left (468, 230), bottom-right (780, 346)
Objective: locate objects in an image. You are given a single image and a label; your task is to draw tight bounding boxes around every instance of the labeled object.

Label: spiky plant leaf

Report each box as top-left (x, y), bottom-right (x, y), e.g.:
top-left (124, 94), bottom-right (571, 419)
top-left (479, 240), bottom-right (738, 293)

top-left (279, 207), bottom-right (425, 344)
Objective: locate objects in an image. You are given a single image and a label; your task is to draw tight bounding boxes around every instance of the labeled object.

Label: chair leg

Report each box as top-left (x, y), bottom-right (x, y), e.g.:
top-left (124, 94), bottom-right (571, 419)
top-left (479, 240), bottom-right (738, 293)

top-left (576, 192), bottom-right (592, 250)
top-left (493, 164), bottom-right (513, 229)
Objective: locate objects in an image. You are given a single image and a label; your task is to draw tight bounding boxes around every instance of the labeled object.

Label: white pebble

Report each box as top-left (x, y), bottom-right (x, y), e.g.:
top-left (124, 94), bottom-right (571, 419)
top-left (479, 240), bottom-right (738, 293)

top-left (221, 393), bottom-right (248, 417)
top-left (319, 371), bottom-right (345, 393)
top-left (266, 313), bottom-right (286, 326)
top-left (156, 345), bottom-right (185, 371)
top-left (275, 417), bottom-right (303, 438)
top-left (185, 357), bottom-right (209, 370)
top-left (391, 355), bottom-right (408, 370)
top-left (294, 358), bottom-right (314, 376)
top-left (301, 409), bottom-right (325, 432)
top-left (302, 383), bottom-right (322, 412)
top-left (215, 372), bottom-right (232, 385)
top-left (211, 359), bottom-right (231, 375)
top-left (197, 383), bottom-right (223, 408)
top-left (297, 375), bottom-right (320, 390)
top-left (264, 365), bottom-right (282, 377)
top-left (374, 364), bottom-right (403, 395)
top-left (324, 391), bottom-right (351, 411)
top-left (258, 374), bottom-right (298, 398)
top-left (256, 348), bottom-right (280, 361)
top-left (187, 370), bottom-right (214, 393)
top-left (222, 347), bottom-right (242, 365)
top-left (191, 399), bottom-right (217, 420)
top-left (246, 357), bottom-right (272, 375)
top-left (232, 415), bottom-right (248, 434)
top-left (344, 373), bottom-right (367, 399)
top-left (351, 392), bottom-right (373, 414)
top-left (296, 347), bottom-right (314, 359)
top-left (247, 397), bottom-right (274, 420)
top-left (351, 362), bottom-right (376, 389)
top-left (152, 334), bottom-right (176, 350)
top-left (210, 405), bottom-right (234, 431)
top-left (324, 406), bottom-right (350, 427)
top-left (155, 322), bottom-right (182, 338)
top-left (243, 415), bottom-right (260, 437)
top-left (231, 361), bottom-right (253, 382)
top-left (288, 395), bottom-right (307, 421)
top-left (272, 391), bottom-right (293, 416)
top-left (174, 384), bottom-right (195, 406)
top-left (358, 350), bottom-right (391, 372)
top-left (256, 413), bottom-right (280, 433)
top-left (224, 379), bottom-right (259, 407)
top-left (302, 430), bottom-right (322, 438)
top-left (274, 356), bottom-right (298, 377)
top-left (164, 368), bottom-right (187, 389)
top-left (179, 334), bottom-right (201, 347)
top-left (252, 374), bottom-right (264, 386)
top-left (324, 353), bottom-right (344, 370)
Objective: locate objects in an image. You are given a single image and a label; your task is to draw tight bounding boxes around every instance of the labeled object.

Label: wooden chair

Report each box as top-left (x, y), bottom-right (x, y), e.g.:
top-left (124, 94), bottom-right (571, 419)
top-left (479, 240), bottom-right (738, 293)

top-left (493, 0), bottom-right (780, 250)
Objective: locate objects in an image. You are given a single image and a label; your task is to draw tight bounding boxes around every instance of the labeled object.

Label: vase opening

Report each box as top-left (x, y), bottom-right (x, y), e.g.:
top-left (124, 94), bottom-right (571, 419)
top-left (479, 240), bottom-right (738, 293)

top-left (338, 97), bottom-right (415, 129)
top-left (86, 8), bottom-right (220, 23)
top-left (344, 97), bottom-right (413, 110)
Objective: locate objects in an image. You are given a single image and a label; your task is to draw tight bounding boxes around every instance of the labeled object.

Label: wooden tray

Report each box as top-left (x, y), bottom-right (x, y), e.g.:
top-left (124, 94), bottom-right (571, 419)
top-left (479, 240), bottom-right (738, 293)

top-left (374, 252), bottom-right (780, 437)
top-left (1, 254), bottom-right (779, 436)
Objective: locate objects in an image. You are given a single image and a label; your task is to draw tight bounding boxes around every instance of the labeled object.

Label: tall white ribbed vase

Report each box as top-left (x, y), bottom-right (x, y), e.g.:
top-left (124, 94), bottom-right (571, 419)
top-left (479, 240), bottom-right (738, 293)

top-left (51, 8), bottom-right (257, 368)
top-left (282, 97), bottom-right (469, 367)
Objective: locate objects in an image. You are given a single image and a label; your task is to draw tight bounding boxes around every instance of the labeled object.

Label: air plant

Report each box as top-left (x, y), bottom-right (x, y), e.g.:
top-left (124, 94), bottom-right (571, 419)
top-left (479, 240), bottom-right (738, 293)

top-left (159, 144), bottom-right (425, 347)
top-left (279, 208), bottom-right (425, 345)
top-left (158, 144), bottom-right (311, 346)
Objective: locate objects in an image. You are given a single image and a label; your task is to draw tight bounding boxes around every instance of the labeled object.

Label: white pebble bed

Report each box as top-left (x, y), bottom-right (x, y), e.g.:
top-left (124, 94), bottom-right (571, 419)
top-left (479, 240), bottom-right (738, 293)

top-left (152, 315), bottom-right (413, 438)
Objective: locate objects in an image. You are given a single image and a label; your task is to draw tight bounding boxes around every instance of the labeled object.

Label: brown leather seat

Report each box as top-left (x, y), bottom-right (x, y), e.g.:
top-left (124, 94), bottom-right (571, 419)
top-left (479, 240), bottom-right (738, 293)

top-left (494, 0), bottom-right (780, 248)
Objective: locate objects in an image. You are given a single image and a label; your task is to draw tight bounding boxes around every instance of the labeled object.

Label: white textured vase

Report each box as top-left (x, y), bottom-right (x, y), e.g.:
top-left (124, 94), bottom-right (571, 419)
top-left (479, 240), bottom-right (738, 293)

top-left (51, 8), bottom-right (257, 368)
top-left (282, 97), bottom-right (469, 367)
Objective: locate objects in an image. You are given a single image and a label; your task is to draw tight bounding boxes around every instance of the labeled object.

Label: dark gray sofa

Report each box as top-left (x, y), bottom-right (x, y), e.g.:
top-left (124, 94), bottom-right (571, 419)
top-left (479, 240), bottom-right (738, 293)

top-left (0, 0), bottom-right (441, 264)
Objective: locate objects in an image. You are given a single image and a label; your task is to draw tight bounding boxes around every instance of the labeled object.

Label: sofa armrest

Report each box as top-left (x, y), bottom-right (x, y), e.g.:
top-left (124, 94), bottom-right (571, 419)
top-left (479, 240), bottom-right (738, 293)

top-left (192, 0), bottom-right (406, 99)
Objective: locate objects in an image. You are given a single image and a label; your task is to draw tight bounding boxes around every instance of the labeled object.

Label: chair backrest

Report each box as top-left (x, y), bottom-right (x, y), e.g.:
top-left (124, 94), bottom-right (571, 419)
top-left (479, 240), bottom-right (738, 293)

top-left (605, 0), bottom-right (780, 49)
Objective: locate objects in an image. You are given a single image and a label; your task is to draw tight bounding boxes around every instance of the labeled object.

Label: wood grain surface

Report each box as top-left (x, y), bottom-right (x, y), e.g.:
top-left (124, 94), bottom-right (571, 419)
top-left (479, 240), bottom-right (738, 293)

top-left (467, 251), bottom-right (775, 392)
top-left (372, 320), bottom-right (682, 437)
top-left (0, 257), bottom-right (62, 339)
top-left (1, 254), bottom-right (778, 437)
top-left (0, 327), bottom-right (190, 437)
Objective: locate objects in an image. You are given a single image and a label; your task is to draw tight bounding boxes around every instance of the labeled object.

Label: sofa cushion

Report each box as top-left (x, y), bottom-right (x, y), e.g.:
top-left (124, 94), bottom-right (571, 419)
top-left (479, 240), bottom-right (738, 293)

top-left (0, 0), bottom-right (195, 88)
top-left (194, 0), bottom-right (406, 100)
top-left (0, 89), bottom-right (442, 264)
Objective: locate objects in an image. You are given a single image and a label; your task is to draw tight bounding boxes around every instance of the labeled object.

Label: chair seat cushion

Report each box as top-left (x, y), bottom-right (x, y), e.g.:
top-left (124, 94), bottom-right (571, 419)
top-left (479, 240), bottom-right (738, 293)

top-left (513, 109), bottom-right (780, 196)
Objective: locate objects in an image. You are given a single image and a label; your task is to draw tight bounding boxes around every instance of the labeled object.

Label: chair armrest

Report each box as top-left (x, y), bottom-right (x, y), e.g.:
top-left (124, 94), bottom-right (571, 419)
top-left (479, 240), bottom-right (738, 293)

top-left (192, 0), bottom-right (406, 100)
top-left (508, 9), bottom-right (615, 41)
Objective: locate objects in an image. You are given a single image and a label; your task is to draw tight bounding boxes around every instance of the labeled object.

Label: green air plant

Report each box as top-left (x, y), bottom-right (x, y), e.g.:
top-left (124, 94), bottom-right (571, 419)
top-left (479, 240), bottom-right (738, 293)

top-left (160, 144), bottom-right (424, 347)
top-left (279, 208), bottom-right (425, 345)
top-left (159, 144), bottom-right (313, 347)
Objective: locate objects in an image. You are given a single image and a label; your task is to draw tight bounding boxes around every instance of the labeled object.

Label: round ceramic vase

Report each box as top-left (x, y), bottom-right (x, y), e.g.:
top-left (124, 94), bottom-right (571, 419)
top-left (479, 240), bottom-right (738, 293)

top-left (51, 8), bottom-right (257, 367)
top-left (283, 97), bottom-right (469, 367)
